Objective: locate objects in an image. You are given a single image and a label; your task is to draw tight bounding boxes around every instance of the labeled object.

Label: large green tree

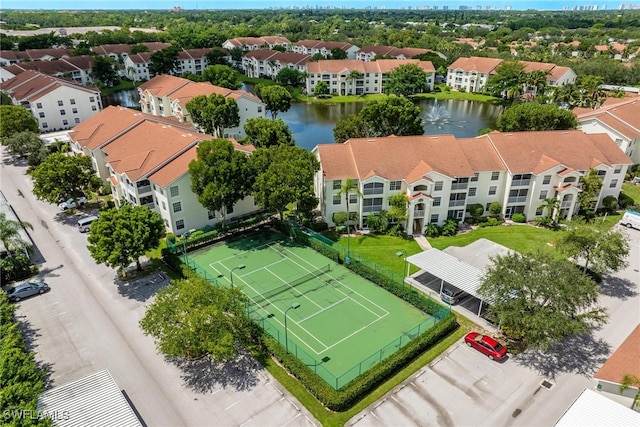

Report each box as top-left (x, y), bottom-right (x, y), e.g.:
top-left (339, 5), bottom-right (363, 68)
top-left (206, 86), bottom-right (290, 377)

top-left (87, 204), bottom-right (165, 273)
top-left (556, 219), bottom-right (629, 274)
top-left (384, 63), bottom-right (430, 97)
top-left (485, 61), bottom-right (526, 99)
top-left (250, 145), bottom-right (319, 220)
top-left (185, 94), bottom-right (240, 138)
top-left (256, 85), bottom-right (292, 119)
top-left (189, 139), bottom-right (253, 226)
top-left (30, 153), bottom-right (102, 206)
top-left (243, 117), bottom-right (294, 148)
top-left (0, 106), bottom-right (38, 139)
top-left (149, 46), bottom-right (180, 76)
top-left (577, 168), bottom-right (603, 213)
top-left (90, 55), bottom-right (120, 88)
top-left (333, 114), bottom-right (372, 143)
top-left (495, 103), bottom-right (577, 132)
top-left (3, 131), bottom-right (48, 166)
top-left (478, 251), bottom-right (607, 350)
top-left (359, 96), bottom-right (424, 137)
top-left (276, 68), bottom-right (306, 86)
top-left (139, 276), bottom-right (253, 362)
top-left (202, 64), bottom-right (240, 89)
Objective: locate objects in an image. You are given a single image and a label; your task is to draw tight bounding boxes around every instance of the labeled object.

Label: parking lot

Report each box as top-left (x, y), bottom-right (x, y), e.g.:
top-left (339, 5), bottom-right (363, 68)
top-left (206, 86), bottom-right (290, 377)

top-left (349, 341), bottom-right (545, 426)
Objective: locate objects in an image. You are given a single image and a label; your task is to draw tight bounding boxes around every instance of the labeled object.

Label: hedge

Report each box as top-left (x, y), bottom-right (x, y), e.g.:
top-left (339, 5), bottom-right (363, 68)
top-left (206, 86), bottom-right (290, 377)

top-left (260, 312), bottom-right (457, 411)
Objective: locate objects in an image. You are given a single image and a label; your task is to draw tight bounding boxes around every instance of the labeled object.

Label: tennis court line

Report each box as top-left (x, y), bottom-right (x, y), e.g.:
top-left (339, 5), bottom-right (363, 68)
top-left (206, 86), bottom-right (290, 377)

top-left (264, 265), bottom-right (325, 310)
top-left (299, 296), bottom-right (350, 322)
top-left (277, 244), bottom-right (390, 318)
top-left (323, 312), bottom-right (389, 352)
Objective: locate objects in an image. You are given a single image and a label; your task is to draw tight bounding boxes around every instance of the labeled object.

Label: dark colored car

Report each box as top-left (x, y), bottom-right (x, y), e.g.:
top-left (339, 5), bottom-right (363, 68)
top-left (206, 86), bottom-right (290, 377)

top-left (464, 332), bottom-right (507, 361)
top-left (440, 287), bottom-right (467, 305)
top-left (5, 281), bottom-right (50, 302)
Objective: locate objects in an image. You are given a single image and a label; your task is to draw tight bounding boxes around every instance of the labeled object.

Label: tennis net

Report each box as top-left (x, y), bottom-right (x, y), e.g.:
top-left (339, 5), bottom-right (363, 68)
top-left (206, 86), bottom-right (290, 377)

top-left (249, 264), bottom-right (331, 307)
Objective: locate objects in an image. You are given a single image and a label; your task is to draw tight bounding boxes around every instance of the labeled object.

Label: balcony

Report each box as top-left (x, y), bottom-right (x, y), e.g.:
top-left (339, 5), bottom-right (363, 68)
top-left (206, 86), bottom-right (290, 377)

top-left (413, 209), bottom-right (425, 218)
top-left (362, 205), bottom-right (383, 214)
top-left (511, 179), bottom-right (531, 187)
top-left (450, 183), bottom-right (468, 191)
top-left (561, 201), bottom-right (572, 208)
top-left (363, 188), bottom-right (384, 196)
top-left (136, 185), bottom-right (152, 195)
top-left (448, 200), bottom-right (466, 207)
top-left (508, 196), bottom-right (527, 203)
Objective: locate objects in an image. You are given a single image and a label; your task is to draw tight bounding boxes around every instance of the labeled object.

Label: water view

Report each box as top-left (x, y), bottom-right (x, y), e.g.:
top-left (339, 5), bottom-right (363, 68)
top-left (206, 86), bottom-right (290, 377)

top-left (281, 98), bottom-right (502, 151)
top-left (103, 89), bottom-right (502, 151)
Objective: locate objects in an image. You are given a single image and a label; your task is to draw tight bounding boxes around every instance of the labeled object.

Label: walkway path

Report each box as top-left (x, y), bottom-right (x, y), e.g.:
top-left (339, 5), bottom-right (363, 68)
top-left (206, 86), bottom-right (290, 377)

top-left (413, 234), bottom-right (432, 250)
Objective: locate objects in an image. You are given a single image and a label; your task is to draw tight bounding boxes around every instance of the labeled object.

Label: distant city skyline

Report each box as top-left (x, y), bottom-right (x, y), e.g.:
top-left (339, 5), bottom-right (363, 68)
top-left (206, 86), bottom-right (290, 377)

top-left (1, 0), bottom-right (638, 11)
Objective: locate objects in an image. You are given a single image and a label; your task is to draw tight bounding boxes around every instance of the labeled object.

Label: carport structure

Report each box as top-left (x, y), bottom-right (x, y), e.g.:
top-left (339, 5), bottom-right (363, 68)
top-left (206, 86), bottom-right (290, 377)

top-left (407, 248), bottom-right (492, 316)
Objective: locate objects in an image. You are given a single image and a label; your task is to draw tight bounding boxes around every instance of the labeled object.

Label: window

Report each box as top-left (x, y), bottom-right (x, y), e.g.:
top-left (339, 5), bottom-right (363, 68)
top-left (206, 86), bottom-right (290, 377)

top-left (390, 180), bottom-right (402, 191)
top-left (227, 205), bottom-right (234, 214)
top-left (488, 186), bottom-right (497, 195)
top-left (90, 97), bottom-right (95, 102)
top-left (471, 173), bottom-right (479, 182)
top-left (449, 192), bottom-right (466, 206)
top-left (362, 197), bottom-right (383, 213)
top-left (170, 186), bottom-right (179, 197)
top-left (70, 99), bottom-right (76, 105)
top-left (610, 179), bottom-right (618, 188)
top-left (161, 201), bottom-right (166, 210)
top-left (333, 180), bottom-right (342, 190)
top-left (434, 181), bottom-right (443, 191)
top-left (176, 219), bottom-right (185, 230)
top-left (485, 202), bottom-right (492, 211)
top-left (62, 120), bottom-right (68, 126)
top-left (536, 207), bottom-right (543, 216)
top-left (72, 108), bottom-right (78, 114)
top-left (74, 118), bottom-right (80, 124)
top-left (60, 110), bottom-right (66, 115)
top-left (36, 103), bottom-right (42, 109)
top-left (39, 112), bottom-right (45, 118)
top-left (349, 194), bottom-right (357, 204)
top-left (333, 195), bottom-right (341, 205)
top-left (543, 175), bottom-right (551, 185)
top-left (430, 214), bottom-right (439, 223)
top-left (57, 100), bottom-right (63, 106)
top-left (539, 190), bottom-right (548, 200)
top-left (208, 210), bottom-right (216, 220)
top-left (468, 187), bottom-right (477, 197)
top-left (491, 171), bottom-right (499, 181)
top-left (173, 202), bottom-right (182, 213)
top-left (614, 166), bottom-right (622, 174)
top-left (257, 107), bottom-right (262, 113)
top-left (363, 182), bottom-right (384, 195)
top-left (433, 197), bottom-right (441, 207)
top-left (42, 123), bottom-right (48, 129)
top-left (92, 106), bottom-right (97, 111)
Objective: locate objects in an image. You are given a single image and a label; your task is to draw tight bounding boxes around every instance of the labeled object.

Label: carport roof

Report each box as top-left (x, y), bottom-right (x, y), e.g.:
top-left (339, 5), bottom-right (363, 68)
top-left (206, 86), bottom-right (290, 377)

top-left (407, 248), bottom-right (489, 302)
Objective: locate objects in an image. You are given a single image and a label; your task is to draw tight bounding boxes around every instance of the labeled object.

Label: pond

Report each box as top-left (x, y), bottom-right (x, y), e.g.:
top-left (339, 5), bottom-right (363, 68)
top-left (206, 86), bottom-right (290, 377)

top-left (281, 98), bottom-right (503, 151)
top-left (105, 87), bottom-right (503, 151)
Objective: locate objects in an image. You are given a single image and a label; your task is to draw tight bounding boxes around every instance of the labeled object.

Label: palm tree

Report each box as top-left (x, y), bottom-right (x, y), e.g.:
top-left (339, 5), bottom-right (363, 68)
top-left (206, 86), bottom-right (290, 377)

top-left (0, 213), bottom-right (33, 255)
top-left (338, 178), bottom-right (361, 261)
top-left (620, 374), bottom-right (640, 410)
top-left (539, 197), bottom-right (560, 226)
top-left (346, 70), bottom-right (362, 96)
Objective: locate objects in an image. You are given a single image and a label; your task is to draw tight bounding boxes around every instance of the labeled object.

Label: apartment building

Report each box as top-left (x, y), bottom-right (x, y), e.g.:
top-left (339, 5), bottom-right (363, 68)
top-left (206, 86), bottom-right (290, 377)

top-left (222, 36), bottom-right (291, 52)
top-left (313, 131), bottom-right (631, 235)
top-left (241, 50), bottom-right (310, 79)
top-left (138, 74), bottom-right (264, 139)
top-left (91, 42), bottom-right (172, 62)
top-left (0, 70), bottom-right (102, 132)
top-left (68, 106), bottom-right (260, 236)
top-left (292, 40), bottom-right (359, 59)
top-left (124, 48), bottom-right (218, 82)
top-left (0, 48), bottom-right (74, 66)
top-left (305, 59), bottom-right (435, 96)
top-left (447, 57), bottom-right (576, 93)
top-left (0, 55), bottom-right (95, 84)
top-left (356, 46), bottom-right (444, 62)
top-left (576, 97), bottom-right (640, 163)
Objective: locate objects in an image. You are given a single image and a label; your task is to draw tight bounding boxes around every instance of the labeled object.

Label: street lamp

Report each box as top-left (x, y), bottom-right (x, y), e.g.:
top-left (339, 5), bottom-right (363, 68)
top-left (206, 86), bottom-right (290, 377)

top-left (230, 264), bottom-right (246, 287)
top-left (284, 303), bottom-right (301, 354)
top-left (396, 251), bottom-right (408, 288)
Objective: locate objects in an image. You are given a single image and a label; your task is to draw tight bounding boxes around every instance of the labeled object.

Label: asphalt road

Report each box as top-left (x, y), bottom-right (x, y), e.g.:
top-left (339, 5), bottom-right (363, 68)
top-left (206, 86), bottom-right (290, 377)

top-left (1, 151), bottom-right (318, 427)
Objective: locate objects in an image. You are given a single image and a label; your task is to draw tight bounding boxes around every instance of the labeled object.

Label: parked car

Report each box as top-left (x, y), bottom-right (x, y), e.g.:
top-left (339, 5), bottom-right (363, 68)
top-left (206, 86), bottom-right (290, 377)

top-left (440, 287), bottom-right (467, 305)
top-left (58, 197), bottom-right (88, 210)
top-left (464, 332), bottom-right (507, 361)
top-left (4, 281), bottom-right (50, 302)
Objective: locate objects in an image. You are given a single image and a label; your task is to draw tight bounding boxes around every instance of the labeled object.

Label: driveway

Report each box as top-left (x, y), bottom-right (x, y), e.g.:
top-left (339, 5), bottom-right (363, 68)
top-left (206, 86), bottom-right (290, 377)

top-left (2, 150), bottom-right (318, 427)
top-left (350, 225), bottom-right (640, 426)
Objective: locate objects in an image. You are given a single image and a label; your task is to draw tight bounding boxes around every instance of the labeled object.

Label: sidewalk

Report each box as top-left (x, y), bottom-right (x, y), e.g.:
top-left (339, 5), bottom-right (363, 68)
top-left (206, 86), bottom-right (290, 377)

top-left (412, 234), bottom-right (432, 250)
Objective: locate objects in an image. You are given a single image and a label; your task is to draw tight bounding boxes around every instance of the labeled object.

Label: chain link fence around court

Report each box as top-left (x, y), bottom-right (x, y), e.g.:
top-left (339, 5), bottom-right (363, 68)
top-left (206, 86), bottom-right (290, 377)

top-left (249, 307), bottom-right (445, 390)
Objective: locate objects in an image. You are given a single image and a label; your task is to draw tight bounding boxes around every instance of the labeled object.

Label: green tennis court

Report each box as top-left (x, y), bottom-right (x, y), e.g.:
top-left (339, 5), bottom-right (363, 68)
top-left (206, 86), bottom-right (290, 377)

top-left (188, 229), bottom-right (436, 389)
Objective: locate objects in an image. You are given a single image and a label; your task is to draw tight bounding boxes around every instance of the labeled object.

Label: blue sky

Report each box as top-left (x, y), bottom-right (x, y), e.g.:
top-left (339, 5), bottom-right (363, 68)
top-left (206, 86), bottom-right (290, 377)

top-left (0, 1), bottom-right (628, 10)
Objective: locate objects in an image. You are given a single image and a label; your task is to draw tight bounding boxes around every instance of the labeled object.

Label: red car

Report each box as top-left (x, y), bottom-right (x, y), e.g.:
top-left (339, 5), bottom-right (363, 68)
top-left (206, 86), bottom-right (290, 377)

top-left (464, 332), bottom-right (507, 361)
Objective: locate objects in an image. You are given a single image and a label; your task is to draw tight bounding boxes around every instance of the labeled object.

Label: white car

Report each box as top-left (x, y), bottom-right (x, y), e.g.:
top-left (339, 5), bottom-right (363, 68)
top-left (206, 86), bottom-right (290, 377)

top-left (58, 197), bottom-right (88, 210)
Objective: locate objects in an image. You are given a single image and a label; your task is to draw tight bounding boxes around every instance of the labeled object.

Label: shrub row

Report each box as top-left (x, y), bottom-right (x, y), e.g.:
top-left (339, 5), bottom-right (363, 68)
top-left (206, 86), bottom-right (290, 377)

top-left (260, 313), bottom-right (457, 411)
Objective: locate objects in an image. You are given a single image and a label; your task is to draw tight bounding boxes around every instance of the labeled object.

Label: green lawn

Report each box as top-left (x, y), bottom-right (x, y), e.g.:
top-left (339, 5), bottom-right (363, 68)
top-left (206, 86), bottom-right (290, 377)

top-left (413, 88), bottom-right (501, 104)
top-left (622, 181), bottom-right (640, 206)
top-left (334, 234), bottom-right (423, 276)
top-left (294, 93), bottom-right (388, 103)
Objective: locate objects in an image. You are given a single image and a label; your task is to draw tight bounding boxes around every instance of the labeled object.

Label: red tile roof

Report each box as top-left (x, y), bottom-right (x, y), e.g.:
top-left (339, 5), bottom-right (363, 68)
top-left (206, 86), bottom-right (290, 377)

top-left (306, 59), bottom-right (435, 74)
top-left (0, 70), bottom-right (99, 102)
top-left (595, 325), bottom-right (640, 385)
top-left (447, 56), bottom-right (502, 74)
top-left (575, 98), bottom-right (640, 140)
